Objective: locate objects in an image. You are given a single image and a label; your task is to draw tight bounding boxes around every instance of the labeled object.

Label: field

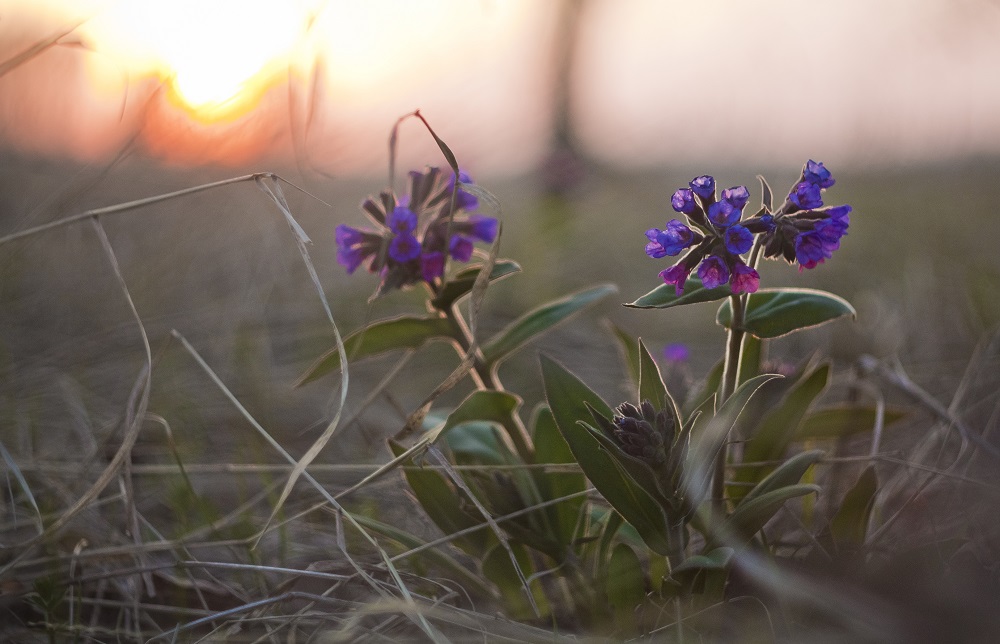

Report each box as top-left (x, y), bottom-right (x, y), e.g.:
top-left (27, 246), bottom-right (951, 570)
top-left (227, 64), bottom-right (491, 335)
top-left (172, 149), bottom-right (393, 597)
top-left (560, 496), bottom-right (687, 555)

top-left (1, 147), bottom-right (999, 641)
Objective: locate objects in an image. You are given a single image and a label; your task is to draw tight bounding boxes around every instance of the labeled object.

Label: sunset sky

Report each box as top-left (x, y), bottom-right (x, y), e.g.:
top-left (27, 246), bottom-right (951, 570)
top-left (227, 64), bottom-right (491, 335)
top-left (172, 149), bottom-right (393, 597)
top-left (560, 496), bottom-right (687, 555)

top-left (2, 0), bottom-right (999, 174)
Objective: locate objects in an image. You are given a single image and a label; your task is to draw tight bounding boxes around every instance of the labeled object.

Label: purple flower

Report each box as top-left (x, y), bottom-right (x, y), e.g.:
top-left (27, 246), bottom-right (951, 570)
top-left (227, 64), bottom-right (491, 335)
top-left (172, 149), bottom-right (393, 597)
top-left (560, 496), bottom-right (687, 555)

top-left (449, 235), bottom-right (474, 262)
top-left (730, 261), bottom-right (760, 294)
top-left (448, 170), bottom-right (479, 211)
top-left (803, 160), bottom-right (835, 188)
top-left (387, 206), bottom-right (418, 234)
top-left (698, 255), bottom-right (730, 290)
top-left (389, 233), bottom-right (422, 263)
top-left (721, 186), bottom-right (750, 210)
top-left (466, 215), bottom-right (498, 243)
top-left (335, 224), bottom-right (379, 274)
top-left (708, 200), bottom-right (740, 227)
top-left (645, 219), bottom-right (698, 258)
top-left (794, 231), bottom-right (829, 269)
top-left (421, 251), bottom-right (445, 282)
top-left (689, 175), bottom-right (715, 200)
top-left (789, 181), bottom-right (823, 210)
top-left (724, 224), bottom-right (753, 255)
top-left (659, 264), bottom-right (690, 295)
top-left (663, 343), bottom-right (690, 363)
top-left (671, 188), bottom-right (697, 214)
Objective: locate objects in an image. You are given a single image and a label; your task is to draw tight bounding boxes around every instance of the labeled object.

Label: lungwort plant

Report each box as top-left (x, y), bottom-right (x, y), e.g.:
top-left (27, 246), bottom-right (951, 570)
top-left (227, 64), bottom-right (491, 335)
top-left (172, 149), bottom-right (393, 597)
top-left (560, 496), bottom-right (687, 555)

top-left (300, 117), bottom-right (886, 637)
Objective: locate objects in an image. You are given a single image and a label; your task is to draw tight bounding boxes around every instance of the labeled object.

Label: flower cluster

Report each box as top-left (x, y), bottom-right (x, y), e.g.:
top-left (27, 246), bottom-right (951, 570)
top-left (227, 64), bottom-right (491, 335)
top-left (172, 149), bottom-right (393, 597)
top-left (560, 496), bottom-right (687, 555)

top-left (336, 167), bottom-right (498, 294)
top-left (645, 160), bottom-right (851, 295)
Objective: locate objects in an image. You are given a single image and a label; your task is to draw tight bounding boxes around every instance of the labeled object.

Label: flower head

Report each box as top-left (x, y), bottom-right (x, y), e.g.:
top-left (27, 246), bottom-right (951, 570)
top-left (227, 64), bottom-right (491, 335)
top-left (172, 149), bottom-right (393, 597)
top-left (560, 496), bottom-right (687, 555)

top-left (724, 224), bottom-right (753, 255)
top-left (448, 170), bottom-right (479, 211)
top-left (708, 200), bottom-right (740, 227)
top-left (663, 343), bottom-right (690, 363)
top-left (340, 167), bottom-right (500, 292)
top-left (721, 186), bottom-right (750, 210)
top-left (789, 181), bottom-right (823, 210)
top-left (646, 219), bottom-right (700, 258)
top-left (730, 261), bottom-right (760, 294)
top-left (689, 175), bottom-right (715, 200)
top-left (803, 160), bottom-right (835, 188)
top-left (659, 264), bottom-right (690, 295)
top-left (643, 163), bottom-right (852, 291)
top-left (671, 188), bottom-right (697, 214)
top-left (697, 255), bottom-right (730, 290)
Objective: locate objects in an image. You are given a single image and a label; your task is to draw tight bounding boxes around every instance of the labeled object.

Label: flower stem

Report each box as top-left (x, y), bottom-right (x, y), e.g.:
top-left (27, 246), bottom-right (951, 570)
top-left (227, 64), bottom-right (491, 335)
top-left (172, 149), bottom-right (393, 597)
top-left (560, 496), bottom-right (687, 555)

top-left (444, 305), bottom-right (535, 461)
top-left (712, 293), bottom-right (747, 521)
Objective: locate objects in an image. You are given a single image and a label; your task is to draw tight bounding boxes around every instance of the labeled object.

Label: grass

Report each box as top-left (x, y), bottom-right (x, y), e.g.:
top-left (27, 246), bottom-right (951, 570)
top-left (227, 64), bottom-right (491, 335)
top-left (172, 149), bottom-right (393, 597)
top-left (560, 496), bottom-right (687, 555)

top-left (1, 150), bottom-right (1000, 641)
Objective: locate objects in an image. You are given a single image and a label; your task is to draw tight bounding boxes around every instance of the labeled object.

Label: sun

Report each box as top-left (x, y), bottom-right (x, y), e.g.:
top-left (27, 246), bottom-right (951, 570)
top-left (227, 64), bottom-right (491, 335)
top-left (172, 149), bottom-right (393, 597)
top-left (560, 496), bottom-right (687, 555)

top-left (83, 0), bottom-right (311, 119)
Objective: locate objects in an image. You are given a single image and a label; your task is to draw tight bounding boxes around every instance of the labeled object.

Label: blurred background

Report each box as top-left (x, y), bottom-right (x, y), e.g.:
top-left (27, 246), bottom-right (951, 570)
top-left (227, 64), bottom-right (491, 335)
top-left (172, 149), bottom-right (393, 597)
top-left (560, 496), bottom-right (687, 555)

top-left (2, 3), bottom-right (1000, 637)
top-left (2, 0), bottom-right (999, 466)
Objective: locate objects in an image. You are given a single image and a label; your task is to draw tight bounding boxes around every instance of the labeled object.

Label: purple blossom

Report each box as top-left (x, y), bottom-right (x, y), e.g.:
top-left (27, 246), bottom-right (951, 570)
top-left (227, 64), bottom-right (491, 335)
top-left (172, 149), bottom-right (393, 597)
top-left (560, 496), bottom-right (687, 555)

top-left (698, 255), bottom-right (730, 290)
top-left (708, 200), bottom-right (740, 227)
top-left (789, 181), bottom-right (823, 210)
top-left (794, 231), bottom-right (829, 269)
top-left (671, 188), bottom-right (697, 214)
top-left (645, 219), bottom-right (698, 258)
top-left (689, 175), bottom-right (715, 200)
top-left (663, 343), bottom-right (690, 363)
top-left (724, 224), bottom-right (753, 255)
top-left (659, 264), bottom-right (690, 295)
top-left (466, 215), bottom-right (498, 243)
top-left (389, 233), bottom-right (422, 262)
top-left (803, 160), bottom-right (835, 188)
top-left (721, 186), bottom-right (750, 210)
top-left (449, 235), bottom-right (474, 262)
top-left (448, 170), bottom-right (479, 211)
top-left (387, 207), bottom-right (418, 234)
top-left (730, 262), bottom-right (760, 294)
top-left (421, 252), bottom-right (445, 282)
top-left (335, 224), bottom-right (378, 274)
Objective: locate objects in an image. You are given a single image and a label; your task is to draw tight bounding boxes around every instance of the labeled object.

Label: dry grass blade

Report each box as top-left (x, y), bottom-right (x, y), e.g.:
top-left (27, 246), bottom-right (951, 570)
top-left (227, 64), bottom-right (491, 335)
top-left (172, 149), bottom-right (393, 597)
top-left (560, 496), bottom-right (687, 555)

top-left (0, 23), bottom-right (82, 77)
top-left (427, 446), bottom-right (539, 617)
top-left (0, 218), bottom-right (151, 580)
top-left (171, 331), bottom-right (445, 642)
top-left (253, 174), bottom-right (351, 544)
top-left (0, 438), bottom-right (42, 534)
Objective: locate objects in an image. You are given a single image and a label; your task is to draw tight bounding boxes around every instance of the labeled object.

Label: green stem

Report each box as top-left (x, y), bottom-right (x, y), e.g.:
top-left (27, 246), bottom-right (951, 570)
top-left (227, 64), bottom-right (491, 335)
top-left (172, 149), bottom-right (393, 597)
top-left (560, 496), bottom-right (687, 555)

top-left (444, 305), bottom-right (535, 461)
top-left (712, 293), bottom-right (747, 521)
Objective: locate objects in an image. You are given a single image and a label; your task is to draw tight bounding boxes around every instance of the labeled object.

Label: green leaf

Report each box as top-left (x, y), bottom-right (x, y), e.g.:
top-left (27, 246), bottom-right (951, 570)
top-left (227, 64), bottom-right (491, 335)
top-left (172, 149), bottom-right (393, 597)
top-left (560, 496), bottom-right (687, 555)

top-left (738, 449), bottom-right (824, 508)
top-left (540, 355), bottom-right (673, 555)
top-left (352, 513), bottom-right (493, 597)
top-left (737, 335), bottom-right (762, 385)
top-left (439, 390), bottom-right (524, 469)
top-left (626, 277), bottom-right (731, 309)
top-left (638, 338), bottom-right (671, 413)
top-left (797, 406), bottom-right (907, 440)
top-left (672, 547), bottom-right (734, 574)
top-left (296, 315), bottom-right (454, 386)
top-left (607, 322), bottom-right (640, 388)
top-left (737, 364), bottom-right (830, 493)
top-left (533, 407), bottom-right (586, 548)
top-left (720, 484), bottom-right (820, 545)
top-left (445, 422), bottom-right (517, 466)
top-left (684, 374), bottom-right (783, 510)
top-left (717, 288), bottom-right (856, 338)
top-left (389, 439), bottom-right (490, 556)
top-left (483, 284), bottom-right (617, 367)
top-left (607, 543), bottom-right (647, 630)
top-left (431, 259), bottom-right (521, 310)
top-left (829, 465), bottom-right (878, 553)
top-left (482, 542), bottom-right (548, 620)
top-left (683, 359), bottom-right (723, 418)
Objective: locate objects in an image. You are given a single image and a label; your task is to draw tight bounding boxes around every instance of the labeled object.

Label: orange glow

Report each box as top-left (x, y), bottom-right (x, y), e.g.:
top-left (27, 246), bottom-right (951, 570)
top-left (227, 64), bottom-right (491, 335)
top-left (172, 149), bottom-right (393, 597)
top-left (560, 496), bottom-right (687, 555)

top-left (81, 0), bottom-right (312, 120)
